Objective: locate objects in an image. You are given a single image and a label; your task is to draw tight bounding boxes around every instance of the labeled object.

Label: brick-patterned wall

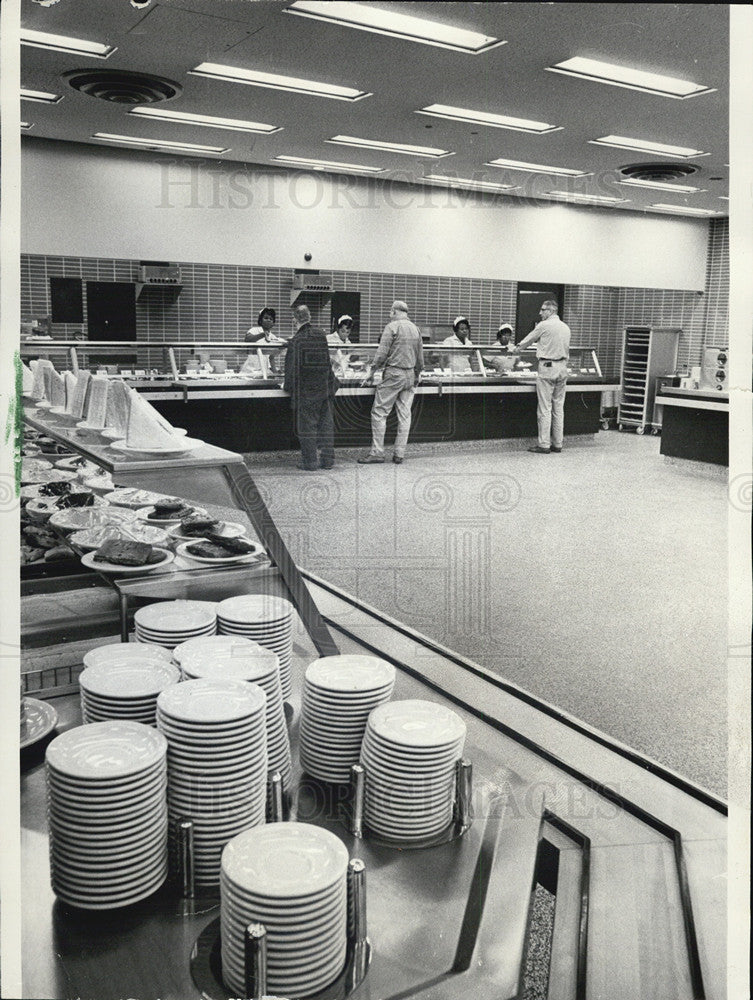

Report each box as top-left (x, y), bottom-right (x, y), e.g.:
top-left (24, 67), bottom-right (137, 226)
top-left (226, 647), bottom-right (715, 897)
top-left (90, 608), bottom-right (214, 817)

top-left (22, 227), bottom-right (727, 377)
top-left (702, 218), bottom-right (729, 347)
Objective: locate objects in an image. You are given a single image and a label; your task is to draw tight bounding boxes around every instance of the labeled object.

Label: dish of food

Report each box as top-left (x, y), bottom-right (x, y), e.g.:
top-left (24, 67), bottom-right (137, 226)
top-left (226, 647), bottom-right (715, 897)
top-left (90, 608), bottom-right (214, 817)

top-left (176, 538), bottom-right (263, 565)
top-left (168, 516), bottom-right (246, 542)
top-left (48, 506), bottom-right (139, 532)
top-left (136, 500), bottom-right (207, 525)
top-left (81, 545), bottom-right (174, 575)
top-left (102, 488), bottom-right (175, 509)
top-left (26, 493), bottom-right (106, 522)
top-left (69, 523), bottom-right (170, 551)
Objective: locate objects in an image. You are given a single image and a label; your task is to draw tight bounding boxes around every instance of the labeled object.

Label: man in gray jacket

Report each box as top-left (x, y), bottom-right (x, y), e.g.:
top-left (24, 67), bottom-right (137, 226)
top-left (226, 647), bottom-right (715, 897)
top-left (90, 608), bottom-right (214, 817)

top-left (358, 301), bottom-right (424, 465)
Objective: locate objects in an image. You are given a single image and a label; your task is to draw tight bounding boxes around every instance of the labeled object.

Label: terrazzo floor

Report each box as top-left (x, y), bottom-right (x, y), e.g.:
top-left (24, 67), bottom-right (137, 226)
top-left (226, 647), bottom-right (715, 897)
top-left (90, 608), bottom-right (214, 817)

top-left (249, 431), bottom-right (728, 797)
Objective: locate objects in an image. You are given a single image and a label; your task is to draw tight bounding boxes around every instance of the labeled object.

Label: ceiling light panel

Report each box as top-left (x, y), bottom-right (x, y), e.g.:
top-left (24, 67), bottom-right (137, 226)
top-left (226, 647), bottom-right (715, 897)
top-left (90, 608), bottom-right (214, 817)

top-left (617, 178), bottom-right (705, 194)
top-left (274, 155), bottom-right (383, 173)
top-left (546, 57), bottom-right (714, 99)
top-left (417, 104), bottom-right (561, 134)
top-left (424, 174), bottom-right (518, 192)
top-left (650, 204), bottom-right (720, 216)
top-left (486, 158), bottom-right (590, 177)
top-left (545, 192), bottom-right (628, 205)
top-left (21, 88), bottom-right (62, 104)
top-left (20, 28), bottom-right (115, 58)
top-left (129, 107), bottom-right (281, 135)
top-left (284, 1), bottom-right (505, 54)
top-left (589, 135), bottom-right (707, 158)
top-left (189, 62), bottom-right (370, 102)
top-left (327, 135), bottom-right (453, 158)
top-left (93, 132), bottom-right (228, 154)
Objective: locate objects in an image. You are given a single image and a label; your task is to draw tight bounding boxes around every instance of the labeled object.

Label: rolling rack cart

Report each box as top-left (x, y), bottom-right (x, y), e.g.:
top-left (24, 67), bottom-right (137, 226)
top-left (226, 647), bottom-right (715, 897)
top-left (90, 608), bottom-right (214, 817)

top-left (617, 326), bottom-right (680, 435)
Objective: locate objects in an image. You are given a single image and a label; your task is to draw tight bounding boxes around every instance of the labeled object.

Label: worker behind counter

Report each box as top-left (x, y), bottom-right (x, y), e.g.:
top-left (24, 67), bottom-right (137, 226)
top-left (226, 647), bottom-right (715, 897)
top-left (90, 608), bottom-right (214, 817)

top-left (327, 314), bottom-right (356, 379)
top-left (442, 316), bottom-right (475, 373)
top-left (241, 307), bottom-right (287, 376)
top-left (483, 324), bottom-right (518, 374)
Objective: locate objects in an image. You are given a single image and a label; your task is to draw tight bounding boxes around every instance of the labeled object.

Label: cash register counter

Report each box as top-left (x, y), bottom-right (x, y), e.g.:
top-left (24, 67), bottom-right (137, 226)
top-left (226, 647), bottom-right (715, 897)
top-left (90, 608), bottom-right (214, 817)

top-left (655, 388), bottom-right (729, 466)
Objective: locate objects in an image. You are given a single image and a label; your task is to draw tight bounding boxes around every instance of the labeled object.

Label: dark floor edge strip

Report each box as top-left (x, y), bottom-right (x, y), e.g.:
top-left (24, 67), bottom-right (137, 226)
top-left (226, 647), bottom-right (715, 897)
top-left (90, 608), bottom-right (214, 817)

top-left (543, 811), bottom-right (591, 1000)
top-left (306, 570), bottom-right (726, 816)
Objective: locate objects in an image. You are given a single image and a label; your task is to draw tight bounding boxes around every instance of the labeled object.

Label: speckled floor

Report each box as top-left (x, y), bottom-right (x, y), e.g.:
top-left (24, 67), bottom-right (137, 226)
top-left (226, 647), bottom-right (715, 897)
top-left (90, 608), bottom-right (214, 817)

top-left (250, 431), bottom-right (728, 797)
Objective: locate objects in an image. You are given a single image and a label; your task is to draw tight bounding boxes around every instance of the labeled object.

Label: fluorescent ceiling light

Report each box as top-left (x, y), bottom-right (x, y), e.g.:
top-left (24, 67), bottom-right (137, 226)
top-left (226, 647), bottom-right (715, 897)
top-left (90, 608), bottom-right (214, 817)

top-left (544, 192), bottom-right (627, 205)
top-left (274, 154), bottom-right (383, 173)
top-left (20, 28), bottom-right (115, 58)
top-left (21, 122), bottom-right (34, 130)
top-left (284, 1), bottom-right (505, 54)
top-left (129, 107), bottom-right (281, 135)
top-left (650, 204), bottom-right (719, 216)
top-left (718, 196), bottom-right (729, 201)
top-left (93, 132), bottom-right (228, 154)
top-left (21, 87), bottom-right (62, 104)
top-left (190, 62), bottom-right (370, 102)
top-left (589, 135), bottom-right (706, 158)
top-left (617, 178), bottom-right (705, 194)
top-left (417, 104), bottom-right (560, 134)
top-left (487, 157), bottom-right (590, 177)
top-left (424, 174), bottom-right (518, 192)
top-left (327, 135), bottom-right (453, 158)
top-left (546, 57), bottom-right (714, 99)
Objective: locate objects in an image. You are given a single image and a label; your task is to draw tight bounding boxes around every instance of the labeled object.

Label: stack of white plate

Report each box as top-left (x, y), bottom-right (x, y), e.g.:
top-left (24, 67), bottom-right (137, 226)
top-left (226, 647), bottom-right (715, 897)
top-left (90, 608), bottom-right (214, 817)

top-left (300, 655), bottom-right (395, 783)
top-left (156, 679), bottom-right (268, 886)
top-left (179, 640), bottom-right (292, 791)
top-left (360, 700), bottom-right (466, 842)
top-left (46, 720), bottom-right (168, 909)
top-left (79, 655), bottom-right (181, 726)
top-left (83, 641), bottom-right (173, 669)
top-left (220, 824), bottom-right (349, 999)
top-left (217, 596), bottom-right (295, 701)
top-left (134, 600), bottom-right (217, 649)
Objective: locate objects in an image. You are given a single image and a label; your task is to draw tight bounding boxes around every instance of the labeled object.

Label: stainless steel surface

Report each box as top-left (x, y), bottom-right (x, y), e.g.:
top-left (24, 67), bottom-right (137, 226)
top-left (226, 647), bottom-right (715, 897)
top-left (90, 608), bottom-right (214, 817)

top-left (454, 759), bottom-right (473, 832)
top-left (179, 820), bottom-right (195, 899)
top-left (268, 771), bottom-right (284, 823)
top-left (349, 765), bottom-right (365, 839)
top-left (347, 860), bottom-right (367, 946)
top-left (244, 924), bottom-right (268, 1000)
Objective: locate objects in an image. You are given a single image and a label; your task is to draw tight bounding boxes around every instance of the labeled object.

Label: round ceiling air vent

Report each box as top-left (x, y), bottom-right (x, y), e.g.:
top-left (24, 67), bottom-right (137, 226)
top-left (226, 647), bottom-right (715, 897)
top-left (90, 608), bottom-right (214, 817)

top-left (619, 161), bottom-right (699, 182)
top-left (62, 69), bottom-right (181, 104)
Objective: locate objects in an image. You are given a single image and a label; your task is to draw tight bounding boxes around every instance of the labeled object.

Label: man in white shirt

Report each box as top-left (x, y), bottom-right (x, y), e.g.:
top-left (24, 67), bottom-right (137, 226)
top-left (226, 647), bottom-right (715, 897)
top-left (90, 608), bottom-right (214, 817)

top-left (511, 300), bottom-right (571, 453)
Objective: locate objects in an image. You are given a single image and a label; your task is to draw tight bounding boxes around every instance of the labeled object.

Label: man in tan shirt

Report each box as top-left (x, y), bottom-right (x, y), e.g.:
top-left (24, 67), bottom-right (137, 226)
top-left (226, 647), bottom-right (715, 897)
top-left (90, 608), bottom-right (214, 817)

top-left (511, 299), bottom-right (571, 453)
top-left (359, 301), bottom-right (424, 465)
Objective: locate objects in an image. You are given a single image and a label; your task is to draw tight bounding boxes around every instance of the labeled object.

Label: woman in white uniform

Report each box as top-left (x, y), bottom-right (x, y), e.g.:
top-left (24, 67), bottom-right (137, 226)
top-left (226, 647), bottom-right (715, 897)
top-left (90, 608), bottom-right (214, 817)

top-left (483, 323), bottom-right (517, 374)
top-left (326, 314), bottom-right (354, 379)
top-left (442, 316), bottom-right (474, 373)
top-left (241, 307), bottom-right (286, 375)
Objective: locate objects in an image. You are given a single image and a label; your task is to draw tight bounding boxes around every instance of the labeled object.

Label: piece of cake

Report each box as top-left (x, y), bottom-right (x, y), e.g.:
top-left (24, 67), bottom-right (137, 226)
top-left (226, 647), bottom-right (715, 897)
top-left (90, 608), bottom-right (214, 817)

top-left (179, 513), bottom-right (219, 536)
top-left (204, 533), bottom-right (257, 554)
top-left (93, 539), bottom-right (154, 566)
top-left (85, 375), bottom-right (109, 428)
top-left (104, 379), bottom-right (131, 435)
top-left (50, 370), bottom-right (66, 409)
top-left (126, 391), bottom-right (183, 450)
top-left (186, 541), bottom-right (234, 559)
top-left (69, 371), bottom-right (92, 419)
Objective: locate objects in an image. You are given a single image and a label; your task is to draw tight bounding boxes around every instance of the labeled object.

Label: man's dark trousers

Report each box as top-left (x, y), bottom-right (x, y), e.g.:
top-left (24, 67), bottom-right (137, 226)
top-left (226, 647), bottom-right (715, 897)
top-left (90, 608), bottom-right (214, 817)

top-left (296, 395), bottom-right (335, 469)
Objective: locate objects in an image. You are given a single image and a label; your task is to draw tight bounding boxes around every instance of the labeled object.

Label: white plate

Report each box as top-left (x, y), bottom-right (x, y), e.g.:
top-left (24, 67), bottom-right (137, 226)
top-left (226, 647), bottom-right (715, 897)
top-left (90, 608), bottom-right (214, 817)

top-left (216, 595), bottom-right (293, 625)
top-left (26, 494), bottom-right (106, 522)
top-left (135, 600), bottom-right (217, 632)
top-left (80, 660), bottom-right (180, 699)
top-left (46, 721), bottom-right (167, 779)
top-left (103, 487), bottom-right (175, 509)
top-left (367, 700), bottom-right (466, 749)
top-left (136, 505), bottom-right (208, 526)
top-left (221, 823), bottom-right (349, 899)
top-left (20, 698), bottom-right (58, 750)
top-left (100, 427), bottom-right (123, 441)
top-left (180, 655), bottom-right (277, 685)
top-left (21, 468), bottom-right (78, 486)
top-left (157, 678), bottom-right (265, 724)
top-left (48, 506), bottom-right (139, 532)
top-left (81, 547), bottom-right (174, 575)
top-left (76, 421), bottom-right (107, 433)
top-left (172, 635), bottom-right (269, 665)
top-left (168, 521), bottom-right (247, 542)
top-left (110, 437), bottom-right (203, 456)
top-left (69, 523), bottom-right (170, 550)
top-left (305, 655), bottom-right (395, 693)
top-left (175, 540), bottom-right (263, 566)
top-left (83, 642), bottom-right (173, 668)
top-left (53, 457), bottom-right (95, 472)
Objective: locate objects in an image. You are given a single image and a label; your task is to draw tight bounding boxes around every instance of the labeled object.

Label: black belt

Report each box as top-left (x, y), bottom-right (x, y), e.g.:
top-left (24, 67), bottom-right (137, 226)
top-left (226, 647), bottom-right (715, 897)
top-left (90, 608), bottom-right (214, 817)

top-left (540, 357), bottom-right (567, 362)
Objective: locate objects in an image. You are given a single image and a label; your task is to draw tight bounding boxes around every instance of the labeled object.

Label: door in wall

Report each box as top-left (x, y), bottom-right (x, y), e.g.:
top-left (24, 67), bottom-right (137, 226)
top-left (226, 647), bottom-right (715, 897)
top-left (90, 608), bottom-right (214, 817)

top-left (330, 292), bottom-right (361, 342)
top-left (86, 282), bottom-right (137, 340)
top-left (515, 282), bottom-right (565, 343)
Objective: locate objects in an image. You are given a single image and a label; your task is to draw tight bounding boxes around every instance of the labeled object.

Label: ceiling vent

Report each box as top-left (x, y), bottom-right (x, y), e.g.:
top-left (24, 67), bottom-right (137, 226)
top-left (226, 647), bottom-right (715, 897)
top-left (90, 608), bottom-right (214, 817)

top-left (619, 161), bottom-right (699, 182)
top-left (62, 69), bottom-right (181, 104)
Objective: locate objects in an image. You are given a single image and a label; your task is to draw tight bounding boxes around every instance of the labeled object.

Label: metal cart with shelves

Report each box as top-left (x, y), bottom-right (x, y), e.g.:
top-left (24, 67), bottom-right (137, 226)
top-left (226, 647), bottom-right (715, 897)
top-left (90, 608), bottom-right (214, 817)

top-left (617, 326), bottom-right (680, 434)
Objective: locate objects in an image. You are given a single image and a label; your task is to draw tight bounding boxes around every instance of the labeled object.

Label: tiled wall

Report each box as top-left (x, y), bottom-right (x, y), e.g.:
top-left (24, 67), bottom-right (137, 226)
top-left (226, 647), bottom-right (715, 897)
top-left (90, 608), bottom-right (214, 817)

top-left (21, 221), bottom-right (728, 377)
top-left (702, 218), bottom-right (729, 347)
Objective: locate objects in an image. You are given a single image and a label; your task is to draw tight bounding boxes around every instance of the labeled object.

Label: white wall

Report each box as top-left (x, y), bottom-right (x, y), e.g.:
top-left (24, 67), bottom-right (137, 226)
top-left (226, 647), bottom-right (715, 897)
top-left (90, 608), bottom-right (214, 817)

top-left (22, 139), bottom-right (708, 290)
